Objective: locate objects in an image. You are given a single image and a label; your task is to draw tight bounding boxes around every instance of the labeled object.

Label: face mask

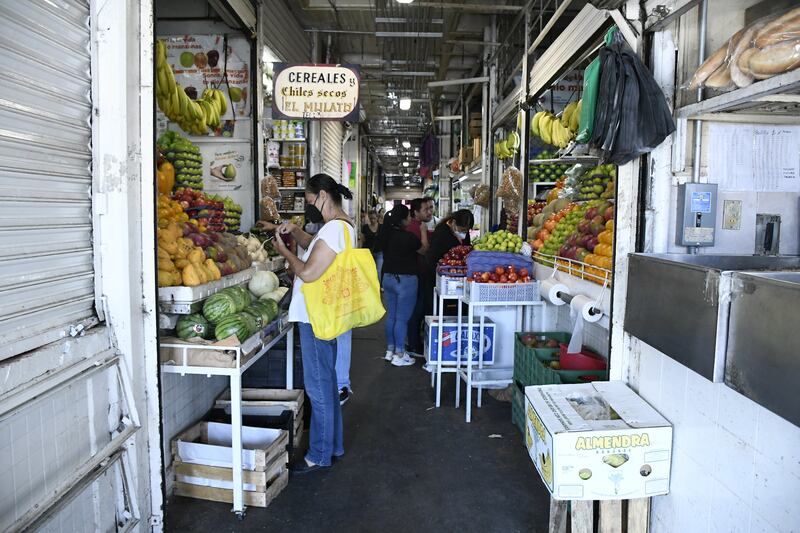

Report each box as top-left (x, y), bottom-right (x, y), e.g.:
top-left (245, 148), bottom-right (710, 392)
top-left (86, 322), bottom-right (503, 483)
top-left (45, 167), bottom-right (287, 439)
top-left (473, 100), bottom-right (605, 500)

top-left (305, 196), bottom-right (325, 223)
top-left (454, 230), bottom-right (466, 241)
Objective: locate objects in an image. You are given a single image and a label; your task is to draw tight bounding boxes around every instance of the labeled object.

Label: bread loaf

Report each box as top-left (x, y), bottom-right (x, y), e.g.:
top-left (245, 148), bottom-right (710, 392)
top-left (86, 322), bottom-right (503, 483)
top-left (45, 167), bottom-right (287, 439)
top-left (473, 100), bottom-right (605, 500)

top-left (754, 7), bottom-right (800, 48)
top-left (737, 47), bottom-right (758, 76)
top-left (705, 64), bottom-right (734, 88)
top-left (748, 39), bottom-right (800, 76)
top-left (689, 42), bottom-right (730, 89)
top-left (730, 20), bottom-right (774, 88)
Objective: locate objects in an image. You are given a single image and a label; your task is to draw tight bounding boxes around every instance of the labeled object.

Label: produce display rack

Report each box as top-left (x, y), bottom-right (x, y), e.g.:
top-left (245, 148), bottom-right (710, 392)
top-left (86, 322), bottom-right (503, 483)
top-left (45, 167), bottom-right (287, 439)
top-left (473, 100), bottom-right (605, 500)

top-left (160, 316), bottom-right (295, 518)
top-left (457, 284), bottom-right (543, 423)
top-left (157, 267), bottom-right (255, 314)
top-left (429, 286), bottom-right (463, 408)
top-left (528, 156), bottom-right (599, 166)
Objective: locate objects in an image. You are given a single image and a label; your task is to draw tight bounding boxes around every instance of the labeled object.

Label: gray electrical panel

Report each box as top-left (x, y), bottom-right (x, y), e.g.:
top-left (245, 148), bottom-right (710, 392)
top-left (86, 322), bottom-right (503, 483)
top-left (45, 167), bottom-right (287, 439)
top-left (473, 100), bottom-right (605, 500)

top-left (676, 183), bottom-right (718, 247)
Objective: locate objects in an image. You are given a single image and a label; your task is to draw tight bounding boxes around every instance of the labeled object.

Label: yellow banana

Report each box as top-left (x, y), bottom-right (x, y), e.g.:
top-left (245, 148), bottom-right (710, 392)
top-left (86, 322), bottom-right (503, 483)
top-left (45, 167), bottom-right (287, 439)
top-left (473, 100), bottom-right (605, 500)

top-left (178, 88), bottom-right (189, 118)
top-left (155, 40), bottom-right (166, 68)
top-left (539, 115), bottom-right (553, 145)
top-left (165, 64), bottom-right (176, 93)
top-left (531, 111), bottom-right (544, 138)
top-left (215, 89), bottom-right (227, 115)
top-left (570, 100), bottom-right (581, 132)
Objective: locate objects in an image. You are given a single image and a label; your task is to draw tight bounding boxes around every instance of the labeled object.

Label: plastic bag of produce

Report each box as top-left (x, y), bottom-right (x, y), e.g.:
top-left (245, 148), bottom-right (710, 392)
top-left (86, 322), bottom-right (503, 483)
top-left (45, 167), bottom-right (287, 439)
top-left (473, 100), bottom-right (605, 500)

top-left (496, 166), bottom-right (522, 202)
top-left (471, 184), bottom-right (491, 207)
top-left (591, 29), bottom-right (675, 165)
top-left (259, 196), bottom-right (280, 221)
top-left (575, 57), bottom-right (601, 144)
top-left (261, 175), bottom-right (280, 199)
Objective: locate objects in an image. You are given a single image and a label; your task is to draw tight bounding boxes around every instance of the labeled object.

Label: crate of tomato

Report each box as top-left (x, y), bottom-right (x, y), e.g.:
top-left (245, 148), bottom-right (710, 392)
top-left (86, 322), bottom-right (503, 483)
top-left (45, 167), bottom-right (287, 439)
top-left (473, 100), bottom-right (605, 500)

top-left (436, 245), bottom-right (471, 296)
top-left (465, 252), bottom-right (539, 303)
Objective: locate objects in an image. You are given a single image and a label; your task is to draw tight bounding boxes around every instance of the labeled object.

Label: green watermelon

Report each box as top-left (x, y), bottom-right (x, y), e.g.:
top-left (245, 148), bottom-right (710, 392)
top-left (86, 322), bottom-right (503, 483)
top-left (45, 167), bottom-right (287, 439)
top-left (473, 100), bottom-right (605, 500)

top-left (260, 299), bottom-right (279, 322)
top-left (203, 292), bottom-right (237, 324)
top-left (238, 312), bottom-right (258, 337)
top-left (242, 306), bottom-right (265, 331)
top-left (214, 314), bottom-right (250, 342)
top-left (176, 313), bottom-right (210, 340)
top-left (224, 286), bottom-right (249, 312)
top-left (236, 285), bottom-right (253, 306)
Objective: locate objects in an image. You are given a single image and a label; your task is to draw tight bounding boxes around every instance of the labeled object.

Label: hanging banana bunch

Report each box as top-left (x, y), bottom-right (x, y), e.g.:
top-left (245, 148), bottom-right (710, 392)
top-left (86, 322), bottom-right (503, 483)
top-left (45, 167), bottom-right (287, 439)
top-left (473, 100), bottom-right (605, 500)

top-left (155, 40), bottom-right (229, 136)
top-left (530, 100), bottom-right (582, 150)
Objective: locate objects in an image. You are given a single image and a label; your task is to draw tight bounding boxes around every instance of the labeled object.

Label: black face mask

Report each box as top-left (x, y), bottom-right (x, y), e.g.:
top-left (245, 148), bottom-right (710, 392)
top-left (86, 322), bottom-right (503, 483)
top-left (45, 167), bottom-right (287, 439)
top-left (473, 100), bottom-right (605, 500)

top-left (305, 196), bottom-right (325, 223)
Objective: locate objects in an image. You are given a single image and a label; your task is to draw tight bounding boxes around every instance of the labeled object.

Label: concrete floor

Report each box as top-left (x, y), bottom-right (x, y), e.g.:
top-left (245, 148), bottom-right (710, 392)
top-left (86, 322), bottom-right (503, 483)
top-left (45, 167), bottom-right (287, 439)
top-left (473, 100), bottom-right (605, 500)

top-left (164, 321), bottom-right (551, 532)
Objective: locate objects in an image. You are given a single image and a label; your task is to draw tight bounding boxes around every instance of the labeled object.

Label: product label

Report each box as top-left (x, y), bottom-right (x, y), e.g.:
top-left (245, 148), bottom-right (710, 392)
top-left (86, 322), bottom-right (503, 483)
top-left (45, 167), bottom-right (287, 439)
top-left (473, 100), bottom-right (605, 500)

top-left (575, 433), bottom-right (651, 450)
top-left (272, 63), bottom-right (360, 121)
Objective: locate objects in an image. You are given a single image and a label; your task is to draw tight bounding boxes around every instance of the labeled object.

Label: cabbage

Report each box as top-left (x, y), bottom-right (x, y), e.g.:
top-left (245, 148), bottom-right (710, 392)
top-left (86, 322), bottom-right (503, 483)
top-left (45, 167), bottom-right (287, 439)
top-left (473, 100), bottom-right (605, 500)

top-left (260, 286), bottom-right (289, 302)
top-left (248, 270), bottom-right (279, 297)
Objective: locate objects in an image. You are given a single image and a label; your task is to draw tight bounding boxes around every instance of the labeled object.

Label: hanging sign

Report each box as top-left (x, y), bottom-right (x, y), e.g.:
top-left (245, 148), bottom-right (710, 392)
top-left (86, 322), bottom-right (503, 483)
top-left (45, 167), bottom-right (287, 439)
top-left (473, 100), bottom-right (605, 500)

top-left (272, 63), bottom-right (360, 121)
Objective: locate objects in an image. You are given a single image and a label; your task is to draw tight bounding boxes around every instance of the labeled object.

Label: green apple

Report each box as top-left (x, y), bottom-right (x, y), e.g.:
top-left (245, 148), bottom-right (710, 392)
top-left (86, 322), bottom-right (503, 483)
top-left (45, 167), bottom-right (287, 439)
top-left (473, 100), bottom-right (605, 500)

top-left (180, 52), bottom-right (195, 68)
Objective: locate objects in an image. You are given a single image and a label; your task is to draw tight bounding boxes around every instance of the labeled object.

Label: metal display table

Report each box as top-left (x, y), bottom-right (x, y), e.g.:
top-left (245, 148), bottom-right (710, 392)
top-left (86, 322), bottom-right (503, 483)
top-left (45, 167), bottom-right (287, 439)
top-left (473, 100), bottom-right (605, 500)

top-left (160, 318), bottom-right (294, 519)
top-left (430, 286), bottom-right (463, 408)
top-left (456, 284), bottom-right (541, 423)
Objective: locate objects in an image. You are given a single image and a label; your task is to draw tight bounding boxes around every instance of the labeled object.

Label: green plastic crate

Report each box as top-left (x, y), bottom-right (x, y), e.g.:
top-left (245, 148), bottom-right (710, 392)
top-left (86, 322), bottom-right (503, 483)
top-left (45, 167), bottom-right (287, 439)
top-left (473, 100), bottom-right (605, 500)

top-left (513, 334), bottom-right (538, 387)
top-left (511, 382), bottom-right (524, 435)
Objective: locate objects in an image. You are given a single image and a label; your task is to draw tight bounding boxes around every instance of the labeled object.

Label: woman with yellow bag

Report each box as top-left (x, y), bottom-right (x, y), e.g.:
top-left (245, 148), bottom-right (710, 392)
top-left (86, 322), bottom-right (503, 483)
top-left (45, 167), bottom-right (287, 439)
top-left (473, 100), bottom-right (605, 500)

top-left (271, 174), bottom-right (383, 474)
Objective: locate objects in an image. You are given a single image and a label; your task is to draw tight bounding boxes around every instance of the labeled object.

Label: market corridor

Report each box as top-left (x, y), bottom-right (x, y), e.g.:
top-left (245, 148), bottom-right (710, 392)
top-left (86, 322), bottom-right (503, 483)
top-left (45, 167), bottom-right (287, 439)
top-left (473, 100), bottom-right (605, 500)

top-left (164, 320), bottom-right (551, 532)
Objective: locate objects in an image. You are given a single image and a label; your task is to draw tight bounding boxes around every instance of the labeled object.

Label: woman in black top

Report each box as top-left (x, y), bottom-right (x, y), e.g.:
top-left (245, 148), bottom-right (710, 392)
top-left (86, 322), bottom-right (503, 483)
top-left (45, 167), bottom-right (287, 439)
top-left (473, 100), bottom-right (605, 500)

top-left (421, 209), bottom-right (474, 316)
top-left (375, 205), bottom-right (426, 367)
top-left (360, 211), bottom-right (382, 281)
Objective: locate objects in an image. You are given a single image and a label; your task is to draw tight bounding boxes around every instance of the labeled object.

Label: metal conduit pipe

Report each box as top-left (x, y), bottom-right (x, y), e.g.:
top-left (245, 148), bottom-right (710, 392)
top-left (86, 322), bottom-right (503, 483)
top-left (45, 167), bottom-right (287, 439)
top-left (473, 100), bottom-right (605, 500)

top-left (690, 0), bottom-right (707, 254)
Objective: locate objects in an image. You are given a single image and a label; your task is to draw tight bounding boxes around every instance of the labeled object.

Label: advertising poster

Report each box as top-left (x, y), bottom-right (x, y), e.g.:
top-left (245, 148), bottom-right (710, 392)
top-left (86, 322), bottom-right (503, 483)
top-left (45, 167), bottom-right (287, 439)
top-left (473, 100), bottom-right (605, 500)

top-left (272, 63), bottom-right (360, 121)
top-left (162, 35), bottom-right (251, 123)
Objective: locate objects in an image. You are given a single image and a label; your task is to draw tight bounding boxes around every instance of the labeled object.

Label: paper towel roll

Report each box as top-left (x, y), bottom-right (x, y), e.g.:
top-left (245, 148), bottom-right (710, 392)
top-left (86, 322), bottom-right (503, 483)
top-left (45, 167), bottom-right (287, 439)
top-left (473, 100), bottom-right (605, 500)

top-left (541, 278), bottom-right (568, 306)
top-left (570, 294), bottom-right (603, 323)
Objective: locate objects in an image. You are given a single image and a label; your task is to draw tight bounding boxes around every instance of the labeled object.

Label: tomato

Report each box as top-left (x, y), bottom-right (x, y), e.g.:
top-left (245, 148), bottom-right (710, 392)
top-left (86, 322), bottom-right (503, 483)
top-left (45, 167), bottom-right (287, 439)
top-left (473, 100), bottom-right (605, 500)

top-left (494, 266), bottom-right (505, 275)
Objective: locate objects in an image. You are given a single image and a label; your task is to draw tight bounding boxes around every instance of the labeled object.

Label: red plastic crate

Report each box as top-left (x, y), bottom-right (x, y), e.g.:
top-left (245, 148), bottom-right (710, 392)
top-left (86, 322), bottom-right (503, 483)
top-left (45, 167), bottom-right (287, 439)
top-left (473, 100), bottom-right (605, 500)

top-left (559, 343), bottom-right (607, 371)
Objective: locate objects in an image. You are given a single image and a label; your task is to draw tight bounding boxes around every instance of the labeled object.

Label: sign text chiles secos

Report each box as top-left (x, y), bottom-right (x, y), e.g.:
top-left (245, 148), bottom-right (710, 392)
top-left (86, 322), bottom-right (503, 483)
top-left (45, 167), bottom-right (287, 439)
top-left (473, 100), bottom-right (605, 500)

top-left (272, 63), bottom-right (360, 122)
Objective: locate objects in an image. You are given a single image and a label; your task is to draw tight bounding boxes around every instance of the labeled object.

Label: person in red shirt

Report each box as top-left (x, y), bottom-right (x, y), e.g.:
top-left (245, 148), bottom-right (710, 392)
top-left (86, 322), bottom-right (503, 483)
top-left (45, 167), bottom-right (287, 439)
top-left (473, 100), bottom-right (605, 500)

top-left (405, 197), bottom-right (434, 357)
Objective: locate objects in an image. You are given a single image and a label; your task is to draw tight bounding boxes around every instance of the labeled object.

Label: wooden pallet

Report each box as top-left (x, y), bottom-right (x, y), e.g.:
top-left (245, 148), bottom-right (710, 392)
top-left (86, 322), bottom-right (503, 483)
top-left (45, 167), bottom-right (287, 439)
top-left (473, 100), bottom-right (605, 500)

top-left (549, 497), bottom-right (650, 533)
top-left (172, 422), bottom-right (288, 471)
top-left (175, 452), bottom-right (289, 508)
top-left (216, 388), bottom-right (305, 450)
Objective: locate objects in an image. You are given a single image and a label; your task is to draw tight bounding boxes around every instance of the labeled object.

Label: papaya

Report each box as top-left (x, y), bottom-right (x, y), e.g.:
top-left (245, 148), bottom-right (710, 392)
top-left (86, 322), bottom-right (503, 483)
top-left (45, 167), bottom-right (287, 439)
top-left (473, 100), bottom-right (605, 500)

top-left (181, 264), bottom-right (202, 287)
top-left (205, 258), bottom-right (221, 280)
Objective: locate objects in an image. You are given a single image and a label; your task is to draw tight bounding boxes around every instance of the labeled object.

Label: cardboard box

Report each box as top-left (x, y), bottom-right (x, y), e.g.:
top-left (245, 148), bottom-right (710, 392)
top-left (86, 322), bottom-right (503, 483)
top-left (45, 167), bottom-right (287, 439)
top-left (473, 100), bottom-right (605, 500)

top-left (424, 316), bottom-right (495, 364)
top-left (524, 381), bottom-right (672, 500)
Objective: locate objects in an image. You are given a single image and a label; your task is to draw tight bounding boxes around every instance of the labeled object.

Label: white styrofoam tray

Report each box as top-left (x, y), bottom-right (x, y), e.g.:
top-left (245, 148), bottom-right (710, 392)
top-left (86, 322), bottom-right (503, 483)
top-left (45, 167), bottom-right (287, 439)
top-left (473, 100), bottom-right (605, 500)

top-left (158, 267), bottom-right (255, 304)
top-left (177, 422), bottom-right (282, 471)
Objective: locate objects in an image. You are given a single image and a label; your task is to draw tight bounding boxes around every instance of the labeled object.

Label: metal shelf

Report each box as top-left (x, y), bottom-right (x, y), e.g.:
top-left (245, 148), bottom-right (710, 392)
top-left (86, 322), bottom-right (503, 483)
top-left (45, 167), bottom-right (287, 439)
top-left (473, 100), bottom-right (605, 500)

top-left (157, 268), bottom-right (255, 314)
top-left (278, 187), bottom-right (305, 191)
top-left (529, 156), bottom-right (599, 165)
top-left (268, 138), bottom-right (307, 142)
top-left (268, 167), bottom-right (307, 172)
top-left (279, 210), bottom-right (305, 214)
top-left (676, 69), bottom-right (800, 121)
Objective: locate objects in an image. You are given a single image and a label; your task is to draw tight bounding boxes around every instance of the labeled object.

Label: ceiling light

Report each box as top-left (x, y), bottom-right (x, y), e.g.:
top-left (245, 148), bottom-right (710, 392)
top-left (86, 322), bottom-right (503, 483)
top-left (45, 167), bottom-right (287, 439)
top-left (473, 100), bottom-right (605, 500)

top-left (405, 186), bottom-right (411, 189)
top-left (404, 172), bottom-right (410, 177)
top-left (402, 161), bottom-right (410, 167)
top-left (399, 98), bottom-right (411, 110)
top-left (402, 141), bottom-right (411, 149)
top-left (395, 0), bottom-right (415, 6)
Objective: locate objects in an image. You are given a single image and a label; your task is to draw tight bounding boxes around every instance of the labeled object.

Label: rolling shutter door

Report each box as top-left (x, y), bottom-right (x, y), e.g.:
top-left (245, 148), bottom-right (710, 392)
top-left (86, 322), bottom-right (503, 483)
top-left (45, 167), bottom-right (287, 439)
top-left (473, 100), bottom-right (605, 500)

top-left (259, 1), bottom-right (311, 64)
top-left (0, 0), bottom-right (96, 360)
top-left (321, 121), bottom-right (344, 181)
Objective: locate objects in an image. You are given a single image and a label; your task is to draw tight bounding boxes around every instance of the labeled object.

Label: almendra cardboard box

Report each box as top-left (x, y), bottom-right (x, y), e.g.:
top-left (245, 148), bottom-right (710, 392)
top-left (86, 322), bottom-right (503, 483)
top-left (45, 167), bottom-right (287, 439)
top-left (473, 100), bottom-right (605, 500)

top-left (524, 381), bottom-right (673, 500)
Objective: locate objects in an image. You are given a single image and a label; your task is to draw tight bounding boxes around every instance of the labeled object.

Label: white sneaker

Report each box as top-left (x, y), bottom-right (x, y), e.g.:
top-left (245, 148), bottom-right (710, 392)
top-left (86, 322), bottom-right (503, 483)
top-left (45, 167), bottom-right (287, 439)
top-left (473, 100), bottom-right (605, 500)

top-left (384, 350), bottom-right (394, 361)
top-left (391, 354), bottom-right (416, 367)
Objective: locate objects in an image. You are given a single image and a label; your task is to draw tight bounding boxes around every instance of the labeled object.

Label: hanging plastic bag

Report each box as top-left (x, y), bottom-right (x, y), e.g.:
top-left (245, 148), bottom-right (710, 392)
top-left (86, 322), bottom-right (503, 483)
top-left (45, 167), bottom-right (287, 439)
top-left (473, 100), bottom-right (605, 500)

top-left (301, 222), bottom-right (385, 340)
top-left (575, 57), bottom-right (601, 144)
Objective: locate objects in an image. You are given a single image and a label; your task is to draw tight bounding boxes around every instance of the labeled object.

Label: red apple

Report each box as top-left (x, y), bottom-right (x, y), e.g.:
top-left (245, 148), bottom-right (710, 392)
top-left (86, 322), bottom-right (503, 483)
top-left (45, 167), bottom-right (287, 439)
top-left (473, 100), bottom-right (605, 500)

top-left (494, 266), bottom-right (505, 276)
top-left (500, 274), bottom-right (509, 283)
top-left (519, 268), bottom-right (529, 278)
top-left (480, 272), bottom-right (490, 282)
top-left (508, 272), bottom-right (518, 282)
top-left (604, 206), bottom-right (615, 221)
top-left (489, 273), bottom-right (498, 282)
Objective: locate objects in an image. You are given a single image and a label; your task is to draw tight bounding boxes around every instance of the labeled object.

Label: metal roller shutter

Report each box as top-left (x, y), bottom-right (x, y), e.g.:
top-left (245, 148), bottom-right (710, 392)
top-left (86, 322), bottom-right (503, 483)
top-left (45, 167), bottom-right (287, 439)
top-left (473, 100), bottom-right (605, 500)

top-left (0, 0), bottom-right (96, 360)
top-left (321, 121), bottom-right (344, 181)
top-left (259, 1), bottom-right (311, 64)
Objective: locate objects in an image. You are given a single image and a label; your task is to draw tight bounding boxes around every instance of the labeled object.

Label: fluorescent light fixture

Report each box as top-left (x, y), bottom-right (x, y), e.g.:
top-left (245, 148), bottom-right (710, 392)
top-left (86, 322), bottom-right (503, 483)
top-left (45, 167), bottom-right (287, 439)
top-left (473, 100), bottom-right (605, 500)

top-left (457, 175), bottom-right (470, 183)
top-left (402, 161), bottom-right (410, 167)
top-left (404, 172), bottom-right (410, 177)
top-left (402, 140), bottom-right (411, 148)
top-left (399, 98), bottom-right (411, 110)
top-left (376, 32), bottom-right (441, 38)
top-left (471, 167), bottom-right (482, 174)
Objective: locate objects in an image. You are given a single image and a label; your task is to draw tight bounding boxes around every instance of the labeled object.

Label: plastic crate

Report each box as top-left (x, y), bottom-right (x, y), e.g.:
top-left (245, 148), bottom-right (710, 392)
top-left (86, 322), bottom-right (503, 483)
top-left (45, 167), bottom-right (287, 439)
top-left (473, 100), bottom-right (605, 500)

top-left (518, 331), bottom-right (572, 362)
top-left (513, 333), bottom-right (538, 387)
top-left (466, 281), bottom-right (540, 303)
top-left (466, 251), bottom-right (533, 277)
top-left (436, 274), bottom-right (465, 297)
top-left (511, 383), bottom-right (525, 435)
top-left (516, 333), bottom-right (607, 385)
top-left (559, 343), bottom-right (607, 371)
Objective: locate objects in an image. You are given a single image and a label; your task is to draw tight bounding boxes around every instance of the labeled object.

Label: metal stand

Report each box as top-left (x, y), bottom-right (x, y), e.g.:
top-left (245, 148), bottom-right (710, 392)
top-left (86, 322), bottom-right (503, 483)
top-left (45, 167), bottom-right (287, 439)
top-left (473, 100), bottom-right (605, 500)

top-left (430, 286), bottom-right (463, 408)
top-left (160, 320), bottom-right (294, 516)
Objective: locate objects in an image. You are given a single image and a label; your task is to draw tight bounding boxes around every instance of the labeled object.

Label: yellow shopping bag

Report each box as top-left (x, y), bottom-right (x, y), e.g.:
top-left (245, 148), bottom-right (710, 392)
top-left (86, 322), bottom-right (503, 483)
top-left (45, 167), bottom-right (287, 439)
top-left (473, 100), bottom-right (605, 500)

top-left (302, 222), bottom-right (385, 340)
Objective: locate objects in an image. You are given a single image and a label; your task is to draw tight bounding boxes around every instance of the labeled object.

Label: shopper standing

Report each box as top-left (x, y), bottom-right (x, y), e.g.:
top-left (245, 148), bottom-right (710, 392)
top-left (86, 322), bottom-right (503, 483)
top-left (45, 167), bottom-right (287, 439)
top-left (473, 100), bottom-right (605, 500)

top-left (421, 209), bottom-right (474, 316)
top-left (272, 173), bottom-right (355, 474)
top-left (378, 205), bottom-right (426, 367)
top-left (405, 197), bottom-right (434, 357)
top-left (360, 211), bottom-right (382, 281)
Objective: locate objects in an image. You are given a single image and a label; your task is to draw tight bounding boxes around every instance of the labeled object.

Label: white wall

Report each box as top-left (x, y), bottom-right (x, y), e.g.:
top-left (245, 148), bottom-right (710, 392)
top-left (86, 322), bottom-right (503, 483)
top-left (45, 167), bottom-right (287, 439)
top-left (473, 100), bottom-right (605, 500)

top-left (628, 337), bottom-right (800, 533)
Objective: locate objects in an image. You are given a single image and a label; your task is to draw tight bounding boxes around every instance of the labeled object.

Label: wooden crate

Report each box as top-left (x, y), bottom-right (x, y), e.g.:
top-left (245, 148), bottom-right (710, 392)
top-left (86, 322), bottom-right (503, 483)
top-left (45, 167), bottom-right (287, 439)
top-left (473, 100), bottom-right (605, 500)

top-left (549, 497), bottom-right (650, 533)
top-left (216, 388), bottom-right (304, 450)
top-left (171, 421), bottom-right (288, 472)
top-left (175, 453), bottom-right (289, 509)
top-left (472, 138), bottom-right (481, 161)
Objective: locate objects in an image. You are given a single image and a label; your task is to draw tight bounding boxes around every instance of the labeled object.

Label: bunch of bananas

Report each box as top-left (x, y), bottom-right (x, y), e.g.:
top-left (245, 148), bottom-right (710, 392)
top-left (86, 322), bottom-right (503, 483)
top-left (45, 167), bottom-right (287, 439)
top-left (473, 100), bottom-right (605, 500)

top-left (494, 131), bottom-right (521, 160)
top-left (155, 40), bottom-right (228, 136)
top-left (531, 99), bottom-right (582, 149)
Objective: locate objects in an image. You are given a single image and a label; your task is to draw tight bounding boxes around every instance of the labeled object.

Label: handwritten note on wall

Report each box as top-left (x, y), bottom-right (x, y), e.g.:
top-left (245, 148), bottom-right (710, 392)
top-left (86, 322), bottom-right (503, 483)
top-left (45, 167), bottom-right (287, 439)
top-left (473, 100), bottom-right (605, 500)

top-left (707, 123), bottom-right (800, 192)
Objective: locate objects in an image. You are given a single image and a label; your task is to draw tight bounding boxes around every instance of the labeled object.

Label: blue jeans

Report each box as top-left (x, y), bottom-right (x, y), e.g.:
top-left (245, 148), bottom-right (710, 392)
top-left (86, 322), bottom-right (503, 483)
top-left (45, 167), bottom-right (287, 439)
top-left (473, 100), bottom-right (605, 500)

top-left (373, 252), bottom-right (384, 283)
top-left (383, 274), bottom-right (418, 353)
top-left (335, 329), bottom-right (352, 390)
top-left (298, 322), bottom-right (344, 465)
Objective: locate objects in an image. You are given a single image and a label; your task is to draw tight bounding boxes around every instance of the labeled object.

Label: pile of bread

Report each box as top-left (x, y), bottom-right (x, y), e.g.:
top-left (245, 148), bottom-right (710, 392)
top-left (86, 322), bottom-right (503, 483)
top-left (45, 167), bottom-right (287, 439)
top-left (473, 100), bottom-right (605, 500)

top-left (690, 6), bottom-right (800, 90)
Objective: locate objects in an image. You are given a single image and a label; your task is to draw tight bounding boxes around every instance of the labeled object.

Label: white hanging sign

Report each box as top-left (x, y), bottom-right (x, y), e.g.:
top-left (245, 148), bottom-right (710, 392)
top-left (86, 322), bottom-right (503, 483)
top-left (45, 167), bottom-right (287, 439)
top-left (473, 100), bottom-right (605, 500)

top-left (272, 63), bottom-right (360, 121)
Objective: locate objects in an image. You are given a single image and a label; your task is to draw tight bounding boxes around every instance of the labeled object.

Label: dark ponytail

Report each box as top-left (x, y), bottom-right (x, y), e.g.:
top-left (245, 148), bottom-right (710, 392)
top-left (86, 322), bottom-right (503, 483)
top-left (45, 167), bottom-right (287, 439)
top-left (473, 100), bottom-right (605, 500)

top-left (374, 204), bottom-right (409, 252)
top-left (306, 173), bottom-right (353, 205)
top-left (437, 209), bottom-right (474, 230)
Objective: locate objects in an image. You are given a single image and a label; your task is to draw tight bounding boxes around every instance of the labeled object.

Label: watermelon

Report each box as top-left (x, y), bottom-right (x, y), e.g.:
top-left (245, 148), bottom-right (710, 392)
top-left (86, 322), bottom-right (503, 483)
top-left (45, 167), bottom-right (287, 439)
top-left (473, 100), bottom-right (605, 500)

top-left (235, 285), bottom-right (253, 306)
top-left (214, 314), bottom-right (250, 342)
top-left (242, 306), bottom-right (265, 331)
top-left (260, 298), bottom-right (279, 322)
top-left (203, 292), bottom-right (237, 324)
top-left (243, 304), bottom-right (269, 329)
top-left (224, 286), bottom-right (250, 312)
top-left (176, 313), bottom-right (211, 340)
top-left (238, 312), bottom-right (258, 337)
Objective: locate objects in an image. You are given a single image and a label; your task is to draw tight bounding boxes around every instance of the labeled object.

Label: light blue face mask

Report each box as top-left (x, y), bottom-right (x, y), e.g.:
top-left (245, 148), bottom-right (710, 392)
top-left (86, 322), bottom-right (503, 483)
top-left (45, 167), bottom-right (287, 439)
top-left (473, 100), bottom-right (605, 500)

top-left (454, 230), bottom-right (467, 241)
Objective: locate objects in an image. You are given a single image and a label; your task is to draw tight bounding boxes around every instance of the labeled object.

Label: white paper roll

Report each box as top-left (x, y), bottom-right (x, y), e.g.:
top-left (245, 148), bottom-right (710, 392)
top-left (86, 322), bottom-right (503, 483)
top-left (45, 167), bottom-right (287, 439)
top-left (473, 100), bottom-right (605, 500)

top-left (570, 294), bottom-right (603, 323)
top-left (541, 278), bottom-right (568, 306)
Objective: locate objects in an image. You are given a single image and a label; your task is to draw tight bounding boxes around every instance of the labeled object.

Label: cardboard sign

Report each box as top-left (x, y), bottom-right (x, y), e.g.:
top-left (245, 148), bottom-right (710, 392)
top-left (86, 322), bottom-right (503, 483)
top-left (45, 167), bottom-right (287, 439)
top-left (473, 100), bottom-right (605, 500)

top-left (272, 63), bottom-right (360, 121)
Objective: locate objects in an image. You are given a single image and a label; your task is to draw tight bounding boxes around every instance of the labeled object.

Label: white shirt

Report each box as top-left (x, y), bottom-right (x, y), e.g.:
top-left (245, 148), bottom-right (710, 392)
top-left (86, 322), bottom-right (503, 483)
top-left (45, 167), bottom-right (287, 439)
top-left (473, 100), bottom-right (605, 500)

top-left (288, 220), bottom-right (356, 323)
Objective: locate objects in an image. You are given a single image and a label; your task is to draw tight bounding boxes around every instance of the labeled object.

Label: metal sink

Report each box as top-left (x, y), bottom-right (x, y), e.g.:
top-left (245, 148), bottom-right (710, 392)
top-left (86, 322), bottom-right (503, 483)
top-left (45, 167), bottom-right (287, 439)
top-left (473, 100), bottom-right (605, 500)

top-left (625, 254), bottom-right (800, 381)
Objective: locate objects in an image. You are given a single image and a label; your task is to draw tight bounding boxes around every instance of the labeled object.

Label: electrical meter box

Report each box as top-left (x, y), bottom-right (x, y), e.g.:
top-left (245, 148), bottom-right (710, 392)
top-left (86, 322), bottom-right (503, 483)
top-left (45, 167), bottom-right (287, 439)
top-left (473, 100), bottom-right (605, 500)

top-left (676, 183), bottom-right (717, 247)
